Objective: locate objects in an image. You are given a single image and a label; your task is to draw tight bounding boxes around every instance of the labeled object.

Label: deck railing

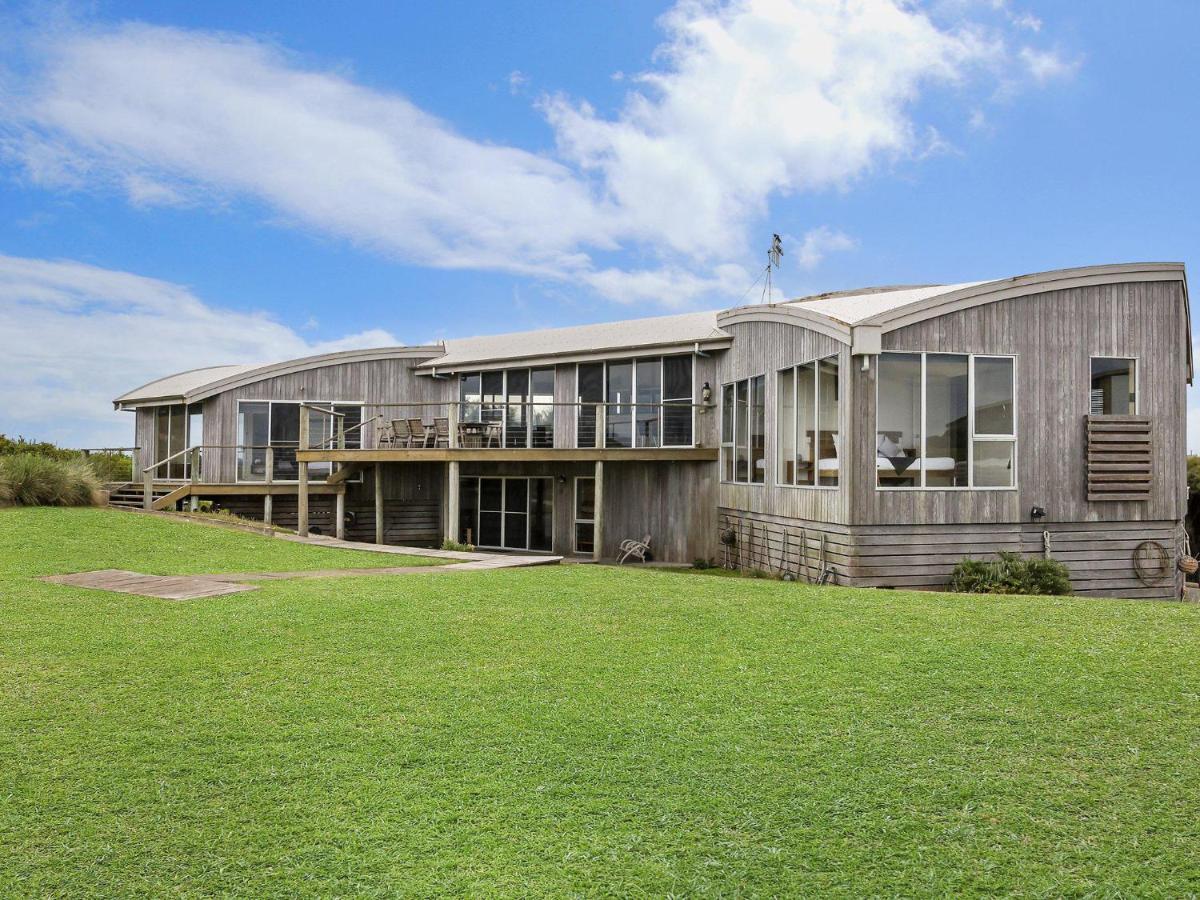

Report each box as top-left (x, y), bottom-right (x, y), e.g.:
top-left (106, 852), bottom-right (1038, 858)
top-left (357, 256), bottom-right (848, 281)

top-left (300, 400), bottom-right (710, 452)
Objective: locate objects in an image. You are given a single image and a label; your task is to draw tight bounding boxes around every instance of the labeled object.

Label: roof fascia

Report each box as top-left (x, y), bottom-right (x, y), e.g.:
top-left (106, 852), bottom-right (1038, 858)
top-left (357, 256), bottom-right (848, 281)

top-left (416, 337), bottom-right (733, 374)
top-left (716, 305), bottom-right (852, 344)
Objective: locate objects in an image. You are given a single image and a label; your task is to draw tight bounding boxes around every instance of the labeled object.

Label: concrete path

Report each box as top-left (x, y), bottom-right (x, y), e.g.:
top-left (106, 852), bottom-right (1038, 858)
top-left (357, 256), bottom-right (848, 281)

top-left (40, 545), bottom-right (561, 600)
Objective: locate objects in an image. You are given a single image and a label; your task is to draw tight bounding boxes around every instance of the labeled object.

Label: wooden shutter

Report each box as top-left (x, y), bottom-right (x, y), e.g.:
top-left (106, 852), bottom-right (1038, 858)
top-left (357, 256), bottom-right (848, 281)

top-left (1086, 415), bottom-right (1152, 501)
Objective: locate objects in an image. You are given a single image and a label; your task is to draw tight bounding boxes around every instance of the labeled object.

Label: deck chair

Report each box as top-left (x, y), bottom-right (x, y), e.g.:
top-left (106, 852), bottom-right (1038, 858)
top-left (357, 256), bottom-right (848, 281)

top-left (408, 418), bottom-right (432, 448)
top-left (617, 534), bottom-right (652, 564)
top-left (376, 421), bottom-right (396, 448)
top-left (433, 416), bottom-right (450, 448)
top-left (390, 419), bottom-right (413, 448)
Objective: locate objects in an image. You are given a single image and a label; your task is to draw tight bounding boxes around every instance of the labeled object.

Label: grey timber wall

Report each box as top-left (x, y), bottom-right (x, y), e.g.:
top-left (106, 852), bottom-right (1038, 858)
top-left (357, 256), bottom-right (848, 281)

top-left (713, 322), bottom-right (851, 523)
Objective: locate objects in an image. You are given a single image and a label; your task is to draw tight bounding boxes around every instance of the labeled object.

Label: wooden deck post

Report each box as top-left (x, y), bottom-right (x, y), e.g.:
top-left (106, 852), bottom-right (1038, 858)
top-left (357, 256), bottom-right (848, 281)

top-left (448, 401), bottom-right (459, 449)
top-left (374, 462), bottom-right (384, 545)
top-left (263, 446), bottom-right (273, 526)
top-left (189, 446), bottom-right (201, 512)
top-left (335, 489), bottom-right (346, 540)
top-left (596, 403), bottom-right (606, 449)
top-left (445, 460), bottom-right (460, 544)
top-left (142, 464), bottom-right (153, 511)
top-left (297, 409), bottom-right (310, 537)
top-left (593, 459), bottom-right (604, 562)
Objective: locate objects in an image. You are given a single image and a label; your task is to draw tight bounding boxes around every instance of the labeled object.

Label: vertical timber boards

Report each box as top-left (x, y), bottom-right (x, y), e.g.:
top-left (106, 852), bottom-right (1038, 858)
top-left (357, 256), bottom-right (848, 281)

top-left (717, 509), bottom-right (1182, 599)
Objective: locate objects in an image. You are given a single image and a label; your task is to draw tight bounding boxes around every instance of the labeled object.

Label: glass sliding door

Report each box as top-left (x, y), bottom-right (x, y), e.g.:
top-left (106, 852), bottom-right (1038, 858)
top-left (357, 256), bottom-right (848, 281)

top-left (505, 369), bottom-right (530, 448)
top-left (478, 478), bottom-right (503, 548)
top-left (606, 361), bottom-right (633, 448)
top-left (530, 368), bottom-right (555, 448)
top-left (459, 374), bottom-right (482, 423)
top-left (574, 476), bottom-right (595, 554)
top-left (237, 402), bottom-right (270, 482)
top-left (502, 479), bottom-right (529, 549)
top-left (154, 404), bottom-right (191, 479)
top-left (662, 355), bottom-right (693, 446)
top-left (777, 368), bottom-right (795, 484)
top-left (529, 477), bottom-right (554, 551)
top-left (470, 476), bottom-right (553, 551)
top-left (577, 363), bottom-right (604, 448)
top-left (481, 372), bottom-right (505, 437)
top-left (634, 358), bottom-right (661, 447)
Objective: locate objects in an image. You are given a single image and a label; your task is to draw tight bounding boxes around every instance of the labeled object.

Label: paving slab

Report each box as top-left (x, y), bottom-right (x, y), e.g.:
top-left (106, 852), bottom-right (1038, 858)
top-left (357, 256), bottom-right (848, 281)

top-left (42, 570), bottom-right (258, 600)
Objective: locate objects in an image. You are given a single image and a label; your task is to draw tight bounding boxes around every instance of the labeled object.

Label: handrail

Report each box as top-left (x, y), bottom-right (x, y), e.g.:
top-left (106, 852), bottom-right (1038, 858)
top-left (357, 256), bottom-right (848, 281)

top-left (307, 413), bottom-right (385, 451)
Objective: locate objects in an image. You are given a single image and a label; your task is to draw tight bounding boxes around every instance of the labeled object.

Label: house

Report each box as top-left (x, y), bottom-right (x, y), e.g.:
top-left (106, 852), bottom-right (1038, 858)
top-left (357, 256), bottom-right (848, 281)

top-left (114, 262), bottom-right (1192, 599)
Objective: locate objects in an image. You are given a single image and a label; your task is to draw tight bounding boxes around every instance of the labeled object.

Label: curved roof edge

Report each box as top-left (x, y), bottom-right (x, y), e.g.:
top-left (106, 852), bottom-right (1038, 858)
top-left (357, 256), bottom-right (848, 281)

top-left (716, 305), bottom-right (852, 344)
top-left (114, 346), bottom-right (444, 408)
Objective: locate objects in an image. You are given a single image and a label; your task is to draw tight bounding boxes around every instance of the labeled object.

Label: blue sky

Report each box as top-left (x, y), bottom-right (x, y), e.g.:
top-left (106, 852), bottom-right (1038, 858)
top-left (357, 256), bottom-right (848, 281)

top-left (1, 0), bottom-right (1198, 447)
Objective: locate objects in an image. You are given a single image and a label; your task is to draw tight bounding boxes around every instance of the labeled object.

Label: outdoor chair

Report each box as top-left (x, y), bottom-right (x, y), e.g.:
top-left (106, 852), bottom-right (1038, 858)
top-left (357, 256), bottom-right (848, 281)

top-left (377, 422), bottom-right (396, 448)
top-left (617, 534), bottom-right (652, 564)
top-left (390, 419), bottom-right (413, 448)
top-left (433, 417), bottom-right (450, 448)
top-left (408, 418), bottom-right (433, 448)
top-left (485, 422), bottom-right (503, 448)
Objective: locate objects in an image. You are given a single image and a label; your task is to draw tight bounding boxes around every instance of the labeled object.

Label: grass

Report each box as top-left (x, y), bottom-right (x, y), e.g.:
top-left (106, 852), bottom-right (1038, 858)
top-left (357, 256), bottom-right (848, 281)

top-left (2, 510), bottom-right (1199, 896)
top-left (0, 506), bottom-right (444, 575)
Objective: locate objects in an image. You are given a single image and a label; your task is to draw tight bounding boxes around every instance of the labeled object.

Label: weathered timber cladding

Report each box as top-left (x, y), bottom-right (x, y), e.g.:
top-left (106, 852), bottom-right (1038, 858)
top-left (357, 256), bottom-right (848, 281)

top-left (718, 508), bottom-right (852, 583)
top-left (713, 321), bottom-right (851, 523)
top-left (719, 509), bottom-right (1183, 599)
top-left (202, 353), bottom-right (444, 483)
top-left (1086, 415), bottom-right (1153, 501)
top-left (847, 280), bottom-right (1187, 526)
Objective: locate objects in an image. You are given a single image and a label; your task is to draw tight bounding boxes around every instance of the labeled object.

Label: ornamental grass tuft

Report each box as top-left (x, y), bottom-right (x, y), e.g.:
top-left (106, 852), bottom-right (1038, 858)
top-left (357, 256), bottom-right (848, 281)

top-left (0, 453), bottom-right (102, 507)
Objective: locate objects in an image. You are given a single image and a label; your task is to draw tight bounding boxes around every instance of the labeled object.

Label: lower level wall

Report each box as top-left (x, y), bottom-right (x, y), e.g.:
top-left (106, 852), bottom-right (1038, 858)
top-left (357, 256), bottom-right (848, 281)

top-left (719, 508), bottom-right (1185, 600)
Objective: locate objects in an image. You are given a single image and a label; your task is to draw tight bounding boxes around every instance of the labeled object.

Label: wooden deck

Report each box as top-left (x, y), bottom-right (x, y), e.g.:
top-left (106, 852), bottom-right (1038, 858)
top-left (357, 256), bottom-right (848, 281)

top-left (297, 447), bottom-right (719, 463)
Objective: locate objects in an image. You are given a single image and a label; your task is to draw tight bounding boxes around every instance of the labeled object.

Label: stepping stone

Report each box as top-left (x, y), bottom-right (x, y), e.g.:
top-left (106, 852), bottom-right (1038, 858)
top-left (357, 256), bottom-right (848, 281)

top-left (41, 570), bottom-right (256, 600)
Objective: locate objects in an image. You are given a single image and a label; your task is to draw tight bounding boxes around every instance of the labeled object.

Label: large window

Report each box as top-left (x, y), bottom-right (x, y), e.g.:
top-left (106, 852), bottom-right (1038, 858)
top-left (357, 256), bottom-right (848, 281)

top-left (876, 353), bottom-right (1015, 489)
top-left (236, 400), bottom-right (362, 482)
top-left (576, 356), bottom-right (694, 449)
top-left (459, 476), bottom-right (553, 551)
top-left (1090, 357), bottom-right (1136, 415)
top-left (152, 403), bottom-right (204, 479)
top-left (721, 374), bottom-right (765, 484)
top-left (777, 355), bottom-right (840, 487)
top-left (459, 368), bottom-right (555, 447)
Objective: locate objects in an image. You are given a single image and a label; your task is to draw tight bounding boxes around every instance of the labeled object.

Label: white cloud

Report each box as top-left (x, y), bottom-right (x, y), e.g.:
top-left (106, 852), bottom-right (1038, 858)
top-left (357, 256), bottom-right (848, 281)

top-left (1019, 46), bottom-right (1079, 84)
top-left (0, 3), bottom-right (1076, 306)
top-left (794, 227), bottom-right (857, 270)
top-left (0, 253), bottom-right (400, 447)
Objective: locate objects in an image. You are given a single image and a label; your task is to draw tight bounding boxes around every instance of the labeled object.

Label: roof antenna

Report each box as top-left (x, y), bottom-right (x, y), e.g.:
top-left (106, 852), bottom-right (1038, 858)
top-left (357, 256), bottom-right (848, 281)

top-left (763, 233), bottom-right (784, 304)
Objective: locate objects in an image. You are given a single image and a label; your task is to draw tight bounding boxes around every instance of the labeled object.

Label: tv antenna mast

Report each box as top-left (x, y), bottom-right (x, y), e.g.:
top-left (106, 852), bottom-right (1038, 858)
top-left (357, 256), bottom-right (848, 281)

top-left (763, 233), bottom-right (784, 303)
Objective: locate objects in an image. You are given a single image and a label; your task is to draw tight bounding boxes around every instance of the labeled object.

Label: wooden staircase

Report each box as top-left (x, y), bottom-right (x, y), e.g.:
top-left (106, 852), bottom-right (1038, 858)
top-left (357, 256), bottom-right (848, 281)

top-left (106, 482), bottom-right (169, 509)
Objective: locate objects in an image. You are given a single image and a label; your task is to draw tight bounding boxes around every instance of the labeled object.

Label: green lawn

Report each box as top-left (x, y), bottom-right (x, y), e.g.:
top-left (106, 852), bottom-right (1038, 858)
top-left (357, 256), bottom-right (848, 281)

top-left (2, 509), bottom-right (1198, 896)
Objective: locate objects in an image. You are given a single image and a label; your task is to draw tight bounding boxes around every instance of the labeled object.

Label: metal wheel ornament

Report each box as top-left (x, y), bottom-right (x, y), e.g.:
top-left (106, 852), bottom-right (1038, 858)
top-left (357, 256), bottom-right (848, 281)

top-left (1133, 540), bottom-right (1171, 586)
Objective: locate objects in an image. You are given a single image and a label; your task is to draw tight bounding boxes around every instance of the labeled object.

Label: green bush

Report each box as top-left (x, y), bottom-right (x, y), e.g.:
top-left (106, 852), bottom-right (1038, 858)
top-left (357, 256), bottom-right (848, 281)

top-left (0, 434), bottom-right (133, 483)
top-left (441, 539), bottom-right (475, 552)
top-left (0, 454), bottom-right (102, 507)
top-left (949, 551), bottom-right (1071, 596)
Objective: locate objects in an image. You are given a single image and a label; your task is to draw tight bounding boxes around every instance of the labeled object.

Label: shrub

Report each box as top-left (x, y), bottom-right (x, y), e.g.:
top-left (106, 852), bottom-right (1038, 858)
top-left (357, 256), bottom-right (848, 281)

top-left (0, 454), bottom-right (102, 507)
top-left (441, 539), bottom-right (475, 552)
top-left (0, 434), bottom-right (132, 482)
top-left (949, 551), bottom-right (1071, 596)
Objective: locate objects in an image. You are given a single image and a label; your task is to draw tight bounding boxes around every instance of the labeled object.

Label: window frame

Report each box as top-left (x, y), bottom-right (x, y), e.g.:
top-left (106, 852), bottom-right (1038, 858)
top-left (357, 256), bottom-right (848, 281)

top-left (574, 355), bottom-right (696, 449)
top-left (573, 475), bottom-right (596, 555)
top-left (875, 351), bottom-right (1018, 492)
top-left (776, 354), bottom-right (841, 491)
top-left (235, 398), bottom-right (365, 484)
top-left (459, 367), bottom-right (557, 448)
top-left (1088, 356), bottom-right (1138, 416)
top-left (720, 373), bottom-right (766, 485)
